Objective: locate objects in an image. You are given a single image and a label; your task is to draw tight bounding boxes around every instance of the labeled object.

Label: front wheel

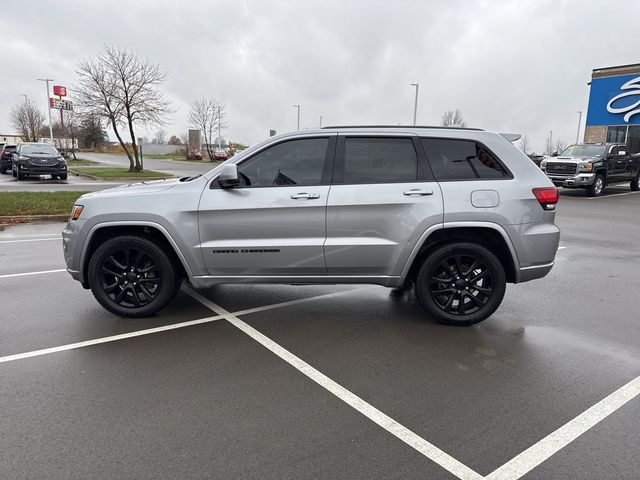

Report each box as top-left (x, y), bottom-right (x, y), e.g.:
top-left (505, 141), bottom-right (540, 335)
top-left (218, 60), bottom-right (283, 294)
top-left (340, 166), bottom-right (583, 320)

top-left (586, 174), bottom-right (605, 197)
top-left (415, 242), bottom-right (506, 326)
top-left (631, 172), bottom-right (640, 192)
top-left (88, 235), bottom-right (181, 317)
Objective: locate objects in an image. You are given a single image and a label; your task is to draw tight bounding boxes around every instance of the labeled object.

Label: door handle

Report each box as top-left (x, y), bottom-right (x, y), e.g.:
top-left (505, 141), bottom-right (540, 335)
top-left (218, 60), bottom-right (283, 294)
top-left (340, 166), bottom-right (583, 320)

top-left (403, 189), bottom-right (434, 196)
top-left (291, 193), bottom-right (320, 200)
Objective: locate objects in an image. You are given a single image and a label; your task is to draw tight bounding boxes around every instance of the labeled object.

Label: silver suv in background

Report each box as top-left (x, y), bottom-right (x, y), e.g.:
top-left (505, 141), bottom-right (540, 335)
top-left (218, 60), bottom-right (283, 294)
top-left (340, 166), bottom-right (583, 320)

top-left (62, 126), bottom-right (560, 326)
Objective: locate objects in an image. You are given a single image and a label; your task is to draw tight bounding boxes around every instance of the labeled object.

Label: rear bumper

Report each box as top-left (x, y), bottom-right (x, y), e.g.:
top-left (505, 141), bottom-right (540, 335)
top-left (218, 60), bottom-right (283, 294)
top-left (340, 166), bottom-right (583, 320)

top-left (518, 262), bottom-right (554, 282)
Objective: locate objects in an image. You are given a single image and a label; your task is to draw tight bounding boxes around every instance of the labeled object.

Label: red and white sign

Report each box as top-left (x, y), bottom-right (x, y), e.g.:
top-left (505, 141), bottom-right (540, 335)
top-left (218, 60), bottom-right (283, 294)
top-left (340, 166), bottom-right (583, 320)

top-left (53, 85), bottom-right (67, 97)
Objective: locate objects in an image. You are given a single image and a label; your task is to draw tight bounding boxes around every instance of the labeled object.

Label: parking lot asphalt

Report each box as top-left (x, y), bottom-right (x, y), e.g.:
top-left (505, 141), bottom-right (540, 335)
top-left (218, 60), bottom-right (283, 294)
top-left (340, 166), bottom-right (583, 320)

top-left (1, 187), bottom-right (639, 479)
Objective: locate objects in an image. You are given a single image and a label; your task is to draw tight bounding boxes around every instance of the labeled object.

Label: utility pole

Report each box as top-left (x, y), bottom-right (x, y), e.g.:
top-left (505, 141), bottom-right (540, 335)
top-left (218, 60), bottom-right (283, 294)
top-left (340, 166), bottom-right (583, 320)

top-left (217, 104), bottom-right (222, 150)
top-left (37, 78), bottom-right (54, 142)
top-left (293, 104), bottom-right (300, 130)
top-left (576, 111), bottom-right (582, 143)
top-left (319, 115), bottom-right (323, 128)
top-left (549, 130), bottom-right (553, 155)
top-left (410, 83), bottom-right (419, 125)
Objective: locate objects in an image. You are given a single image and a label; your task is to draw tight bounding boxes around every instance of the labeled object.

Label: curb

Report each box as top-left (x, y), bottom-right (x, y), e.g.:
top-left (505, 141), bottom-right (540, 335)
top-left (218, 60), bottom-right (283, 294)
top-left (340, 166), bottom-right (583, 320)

top-left (69, 169), bottom-right (99, 180)
top-left (0, 214), bottom-right (68, 225)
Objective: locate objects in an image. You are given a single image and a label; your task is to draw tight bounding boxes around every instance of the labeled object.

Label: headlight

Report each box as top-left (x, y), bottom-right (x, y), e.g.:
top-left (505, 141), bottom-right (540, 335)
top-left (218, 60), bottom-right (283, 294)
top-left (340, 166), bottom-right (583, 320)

top-left (19, 155), bottom-right (30, 160)
top-left (579, 162), bottom-right (593, 172)
top-left (70, 205), bottom-right (84, 221)
top-left (540, 159), bottom-right (547, 169)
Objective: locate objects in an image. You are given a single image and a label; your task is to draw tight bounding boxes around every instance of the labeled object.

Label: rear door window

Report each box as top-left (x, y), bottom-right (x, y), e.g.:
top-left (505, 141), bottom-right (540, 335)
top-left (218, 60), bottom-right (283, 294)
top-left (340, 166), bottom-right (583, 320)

top-left (420, 138), bottom-right (510, 180)
top-left (337, 137), bottom-right (419, 184)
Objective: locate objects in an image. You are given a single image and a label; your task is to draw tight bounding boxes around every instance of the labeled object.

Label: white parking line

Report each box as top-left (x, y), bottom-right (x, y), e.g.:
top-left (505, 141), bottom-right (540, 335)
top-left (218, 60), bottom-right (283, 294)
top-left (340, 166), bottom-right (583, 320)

top-left (485, 375), bottom-right (640, 480)
top-left (588, 191), bottom-right (640, 199)
top-left (0, 268), bottom-right (66, 279)
top-left (183, 286), bottom-right (484, 480)
top-left (0, 233), bottom-right (61, 239)
top-left (0, 287), bottom-right (367, 364)
top-left (0, 238), bottom-right (61, 244)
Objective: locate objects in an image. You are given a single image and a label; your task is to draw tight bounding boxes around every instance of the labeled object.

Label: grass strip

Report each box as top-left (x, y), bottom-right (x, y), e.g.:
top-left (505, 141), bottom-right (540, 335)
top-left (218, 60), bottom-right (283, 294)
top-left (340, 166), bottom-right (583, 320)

top-left (66, 158), bottom-right (100, 167)
top-left (0, 191), bottom-right (89, 216)
top-left (70, 167), bottom-right (172, 179)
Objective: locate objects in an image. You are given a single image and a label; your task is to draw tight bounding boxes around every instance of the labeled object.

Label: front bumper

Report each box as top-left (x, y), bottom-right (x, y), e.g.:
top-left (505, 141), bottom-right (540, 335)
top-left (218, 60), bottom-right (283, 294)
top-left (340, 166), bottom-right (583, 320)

top-left (546, 172), bottom-right (595, 188)
top-left (18, 163), bottom-right (67, 176)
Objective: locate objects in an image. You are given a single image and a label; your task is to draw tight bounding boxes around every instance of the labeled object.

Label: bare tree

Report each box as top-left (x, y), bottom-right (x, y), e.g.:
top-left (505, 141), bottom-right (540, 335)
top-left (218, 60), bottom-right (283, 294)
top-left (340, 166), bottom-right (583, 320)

top-left (520, 134), bottom-right (530, 155)
top-left (153, 128), bottom-right (167, 144)
top-left (75, 46), bottom-right (172, 171)
top-left (76, 54), bottom-right (132, 168)
top-left (179, 133), bottom-right (190, 160)
top-left (10, 99), bottom-right (45, 142)
top-left (168, 135), bottom-right (181, 145)
top-left (441, 109), bottom-right (467, 127)
top-left (188, 98), bottom-right (227, 161)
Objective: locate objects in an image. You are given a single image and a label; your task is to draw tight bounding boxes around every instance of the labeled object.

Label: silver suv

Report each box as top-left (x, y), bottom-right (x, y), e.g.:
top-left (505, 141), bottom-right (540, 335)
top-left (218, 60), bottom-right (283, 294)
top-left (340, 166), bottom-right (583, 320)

top-left (62, 126), bottom-right (560, 326)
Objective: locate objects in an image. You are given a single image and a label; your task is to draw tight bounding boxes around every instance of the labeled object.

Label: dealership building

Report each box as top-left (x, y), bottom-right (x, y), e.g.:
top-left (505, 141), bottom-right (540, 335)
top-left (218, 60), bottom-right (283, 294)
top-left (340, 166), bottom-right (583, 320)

top-left (584, 63), bottom-right (640, 153)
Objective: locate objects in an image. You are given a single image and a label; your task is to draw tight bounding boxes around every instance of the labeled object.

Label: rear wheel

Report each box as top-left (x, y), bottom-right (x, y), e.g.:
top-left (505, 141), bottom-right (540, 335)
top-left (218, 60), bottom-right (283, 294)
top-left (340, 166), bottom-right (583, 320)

top-left (415, 242), bottom-right (506, 326)
top-left (88, 235), bottom-right (181, 317)
top-left (586, 174), bottom-right (605, 197)
top-left (631, 172), bottom-right (640, 191)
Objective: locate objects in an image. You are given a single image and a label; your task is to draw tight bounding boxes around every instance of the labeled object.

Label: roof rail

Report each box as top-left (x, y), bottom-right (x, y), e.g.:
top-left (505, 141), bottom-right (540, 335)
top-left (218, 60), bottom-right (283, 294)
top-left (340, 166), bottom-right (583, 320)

top-left (321, 125), bottom-right (484, 131)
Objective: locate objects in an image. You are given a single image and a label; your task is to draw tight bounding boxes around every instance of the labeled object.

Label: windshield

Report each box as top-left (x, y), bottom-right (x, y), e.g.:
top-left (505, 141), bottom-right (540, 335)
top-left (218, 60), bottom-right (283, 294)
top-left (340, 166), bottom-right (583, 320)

top-left (21, 144), bottom-right (59, 155)
top-left (559, 145), bottom-right (606, 158)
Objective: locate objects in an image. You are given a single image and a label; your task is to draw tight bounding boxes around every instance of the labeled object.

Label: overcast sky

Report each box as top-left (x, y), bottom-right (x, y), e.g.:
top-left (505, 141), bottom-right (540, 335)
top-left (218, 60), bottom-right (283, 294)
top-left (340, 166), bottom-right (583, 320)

top-left (2, 0), bottom-right (639, 152)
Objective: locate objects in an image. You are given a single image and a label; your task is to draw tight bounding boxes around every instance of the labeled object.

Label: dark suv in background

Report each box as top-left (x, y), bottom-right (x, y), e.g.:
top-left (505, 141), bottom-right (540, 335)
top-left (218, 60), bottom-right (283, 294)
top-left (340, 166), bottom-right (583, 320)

top-left (0, 144), bottom-right (17, 174)
top-left (11, 142), bottom-right (68, 180)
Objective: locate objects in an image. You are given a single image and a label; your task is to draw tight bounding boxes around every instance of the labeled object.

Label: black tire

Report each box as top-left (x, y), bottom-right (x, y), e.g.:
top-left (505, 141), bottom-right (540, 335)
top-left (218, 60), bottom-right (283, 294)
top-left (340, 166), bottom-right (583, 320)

top-left (17, 170), bottom-right (25, 180)
top-left (12, 166), bottom-right (17, 177)
top-left (59, 173), bottom-right (67, 180)
top-left (0, 165), bottom-right (5, 174)
top-left (586, 174), bottom-right (605, 197)
top-left (415, 242), bottom-right (506, 326)
top-left (631, 172), bottom-right (640, 192)
top-left (88, 235), bottom-right (181, 317)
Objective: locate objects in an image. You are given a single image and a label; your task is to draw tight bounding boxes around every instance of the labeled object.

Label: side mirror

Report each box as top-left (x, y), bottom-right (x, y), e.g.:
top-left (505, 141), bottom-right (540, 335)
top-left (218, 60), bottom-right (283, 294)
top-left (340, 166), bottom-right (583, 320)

top-left (552, 151), bottom-right (558, 157)
top-left (218, 163), bottom-right (239, 188)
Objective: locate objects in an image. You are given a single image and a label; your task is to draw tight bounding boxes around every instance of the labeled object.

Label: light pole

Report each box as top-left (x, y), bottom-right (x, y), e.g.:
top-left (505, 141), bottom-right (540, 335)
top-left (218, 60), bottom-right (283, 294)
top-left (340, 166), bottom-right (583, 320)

top-left (549, 130), bottom-right (553, 155)
top-left (319, 115), bottom-right (323, 128)
top-left (576, 111), bottom-right (582, 143)
top-left (20, 94), bottom-right (28, 104)
top-left (37, 78), bottom-right (54, 142)
top-left (293, 104), bottom-right (300, 130)
top-left (410, 83), bottom-right (419, 125)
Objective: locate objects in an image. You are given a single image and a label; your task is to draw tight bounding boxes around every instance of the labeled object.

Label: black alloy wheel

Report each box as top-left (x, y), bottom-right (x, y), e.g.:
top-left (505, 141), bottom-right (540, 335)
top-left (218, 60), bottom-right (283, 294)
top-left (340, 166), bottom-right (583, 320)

top-left (415, 242), bottom-right (506, 326)
top-left (88, 235), bottom-right (180, 317)
top-left (429, 254), bottom-right (495, 316)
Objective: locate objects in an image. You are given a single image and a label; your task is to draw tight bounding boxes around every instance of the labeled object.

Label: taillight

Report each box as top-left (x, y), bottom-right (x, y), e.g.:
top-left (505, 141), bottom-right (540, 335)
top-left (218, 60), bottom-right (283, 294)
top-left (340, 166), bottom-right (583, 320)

top-left (532, 187), bottom-right (559, 210)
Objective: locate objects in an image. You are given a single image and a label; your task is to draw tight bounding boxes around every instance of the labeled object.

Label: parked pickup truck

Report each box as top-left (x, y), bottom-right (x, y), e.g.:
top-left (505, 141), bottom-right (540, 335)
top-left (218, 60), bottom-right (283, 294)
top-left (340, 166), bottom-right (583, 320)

top-left (541, 143), bottom-right (640, 197)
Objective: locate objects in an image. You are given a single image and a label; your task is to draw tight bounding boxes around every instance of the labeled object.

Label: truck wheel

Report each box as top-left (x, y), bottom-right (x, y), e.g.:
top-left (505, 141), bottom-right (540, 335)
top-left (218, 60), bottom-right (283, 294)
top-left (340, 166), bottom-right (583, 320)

top-left (414, 242), bottom-right (506, 326)
top-left (586, 174), bottom-right (605, 197)
top-left (631, 172), bottom-right (640, 192)
top-left (88, 235), bottom-right (181, 317)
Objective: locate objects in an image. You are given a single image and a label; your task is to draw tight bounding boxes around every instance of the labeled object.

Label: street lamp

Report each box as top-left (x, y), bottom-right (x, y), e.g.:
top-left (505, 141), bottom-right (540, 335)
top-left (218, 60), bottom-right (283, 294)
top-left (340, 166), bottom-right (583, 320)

top-left (410, 83), bottom-right (419, 125)
top-left (293, 104), bottom-right (300, 130)
top-left (37, 78), bottom-right (54, 142)
top-left (576, 111), bottom-right (583, 143)
top-left (20, 94), bottom-right (28, 103)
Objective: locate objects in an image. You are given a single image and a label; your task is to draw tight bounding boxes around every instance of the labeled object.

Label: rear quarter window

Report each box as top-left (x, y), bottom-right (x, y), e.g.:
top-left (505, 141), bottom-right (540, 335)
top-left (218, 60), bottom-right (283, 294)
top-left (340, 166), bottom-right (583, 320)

top-left (420, 138), bottom-right (511, 181)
